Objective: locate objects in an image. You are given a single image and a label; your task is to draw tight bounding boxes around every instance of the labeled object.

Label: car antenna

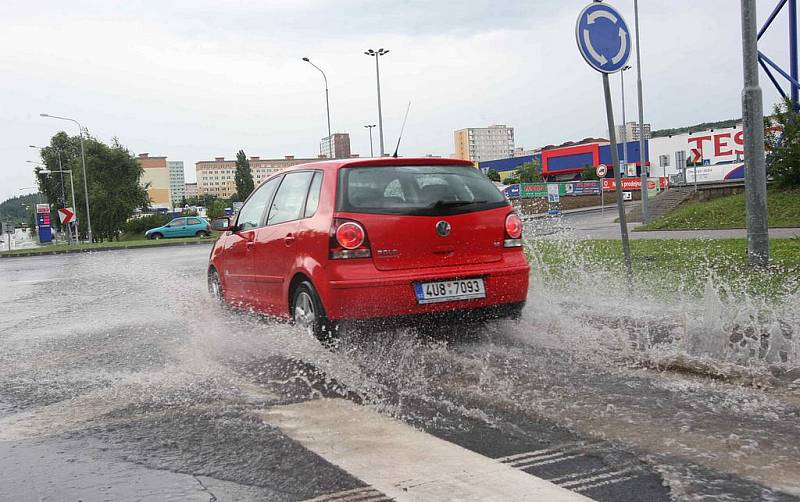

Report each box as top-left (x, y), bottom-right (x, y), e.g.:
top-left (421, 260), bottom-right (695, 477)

top-left (392, 101), bottom-right (412, 158)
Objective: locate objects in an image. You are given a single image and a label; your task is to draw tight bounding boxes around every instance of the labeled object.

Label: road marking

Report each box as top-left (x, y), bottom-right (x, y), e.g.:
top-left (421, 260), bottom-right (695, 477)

top-left (574, 474), bottom-right (640, 493)
top-left (302, 486), bottom-right (391, 501)
top-left (561, 468), bottom-right (637, 489)
top-left (260, 399), bottom-right (591, 501)
top-left (513, 454), bottom-right (584, 469)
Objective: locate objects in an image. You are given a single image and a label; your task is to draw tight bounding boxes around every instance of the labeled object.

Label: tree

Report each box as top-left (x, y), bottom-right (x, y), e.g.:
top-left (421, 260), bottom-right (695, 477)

top-left (235, 149), bottom-right (255, 200)
top-left (581, 164), bottom-right (599, 181)
top-left (766, 98), bottom-right (800, 187)
top-left (486, 168), bottom-right (501, 182)
top-left (504, 177), bottom-right (520, 185)
top-left (207, 199), bottom-right (226, 220)
top-left (34, 132), bottom-right (149, 242)
top-left (515, 160), bottom-right (543, 183)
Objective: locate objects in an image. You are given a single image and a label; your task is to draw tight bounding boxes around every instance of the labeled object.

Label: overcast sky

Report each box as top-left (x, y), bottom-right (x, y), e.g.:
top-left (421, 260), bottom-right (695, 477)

top-left (1, 0), bottom-right (791, 202)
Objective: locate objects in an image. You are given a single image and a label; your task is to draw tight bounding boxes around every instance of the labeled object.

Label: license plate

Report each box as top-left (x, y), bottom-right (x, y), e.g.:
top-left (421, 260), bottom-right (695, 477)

top-left (413, 278), bottom-right (486, 304)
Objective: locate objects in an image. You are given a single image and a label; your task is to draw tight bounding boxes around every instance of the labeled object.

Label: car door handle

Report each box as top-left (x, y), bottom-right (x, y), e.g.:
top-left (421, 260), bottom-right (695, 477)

top-left (284, 233), bottom-right (296, 245)
top-left (246, 241), bottom-right (255, 249)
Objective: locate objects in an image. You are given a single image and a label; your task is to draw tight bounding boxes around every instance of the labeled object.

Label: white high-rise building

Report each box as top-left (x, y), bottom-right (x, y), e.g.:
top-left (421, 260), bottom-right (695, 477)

top-left (168, 161), bottom-right (185, 207)
top-left (454, 125), bottom-right (515, 162)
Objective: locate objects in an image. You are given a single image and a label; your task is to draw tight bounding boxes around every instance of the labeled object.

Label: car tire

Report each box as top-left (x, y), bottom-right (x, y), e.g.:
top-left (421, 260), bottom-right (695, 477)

top-left (150, 233), bottom-right (163, 240)
top-left (291, 281), bottom-right (337, 342)
top-left (196, 230), bottom-right (209, 238)
top-left (208, 267), bottom-right (226, 304)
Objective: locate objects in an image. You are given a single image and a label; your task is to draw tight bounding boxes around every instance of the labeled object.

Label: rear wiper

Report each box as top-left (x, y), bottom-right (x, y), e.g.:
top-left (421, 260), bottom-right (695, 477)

top-left (432, 199), bottom-right (487, 208)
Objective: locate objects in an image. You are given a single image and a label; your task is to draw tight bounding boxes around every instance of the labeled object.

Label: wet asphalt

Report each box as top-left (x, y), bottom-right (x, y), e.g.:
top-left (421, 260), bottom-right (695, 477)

top-left (0, 246), bottom-right (798, 501)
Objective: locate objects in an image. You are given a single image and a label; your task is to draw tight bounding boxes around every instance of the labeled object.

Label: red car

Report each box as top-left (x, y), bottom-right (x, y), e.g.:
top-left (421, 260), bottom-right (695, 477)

top-left (208, 157), bottom-right (529, 338)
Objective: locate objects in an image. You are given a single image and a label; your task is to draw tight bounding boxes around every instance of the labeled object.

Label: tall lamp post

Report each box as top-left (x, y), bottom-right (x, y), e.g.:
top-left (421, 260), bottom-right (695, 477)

top-left (620, 65), bottom-right (632, 177)
top-left (40, 113), bottom-right (93, 242)
top-left (302, 57), bottom-right (333, 159)
top-left (634, 0), bottom-right (650, 223)
top-left (364, 48), bottom-right (389, 156)
top-left (364, 124), bottom-right (376, 157)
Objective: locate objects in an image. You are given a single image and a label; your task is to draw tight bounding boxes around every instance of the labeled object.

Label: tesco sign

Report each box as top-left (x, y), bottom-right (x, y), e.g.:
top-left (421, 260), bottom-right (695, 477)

top-left (649, 126), bottom-right (745, 172)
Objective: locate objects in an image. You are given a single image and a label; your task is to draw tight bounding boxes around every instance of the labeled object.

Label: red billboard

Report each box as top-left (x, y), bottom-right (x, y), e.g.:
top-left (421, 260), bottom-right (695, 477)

top-left (602, 177), bottom-right (669, 191)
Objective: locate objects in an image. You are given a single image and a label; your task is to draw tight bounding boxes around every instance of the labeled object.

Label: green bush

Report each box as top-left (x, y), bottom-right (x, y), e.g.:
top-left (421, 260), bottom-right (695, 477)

top-left (122, 213), bottom-right (170, 235)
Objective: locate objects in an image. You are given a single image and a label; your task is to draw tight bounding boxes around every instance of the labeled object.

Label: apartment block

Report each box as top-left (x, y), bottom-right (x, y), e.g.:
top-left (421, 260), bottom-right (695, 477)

top-left (320, 133), bottom-right (352, 159)
top-left (138, 153), bottom-right (171, 208)
top-left (195, 155), bottom-right (324, 198)
top-left (454, 125), bottom-right (515, 162)
top-left (168, 161), bottom-right (185, 206)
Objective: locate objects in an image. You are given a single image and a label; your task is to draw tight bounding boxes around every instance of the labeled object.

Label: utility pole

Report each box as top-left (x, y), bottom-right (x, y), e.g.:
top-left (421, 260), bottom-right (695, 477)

top-left (741, 0), bottom-right (770, 266)
top-left (634, 0), bottom-right (650, 223)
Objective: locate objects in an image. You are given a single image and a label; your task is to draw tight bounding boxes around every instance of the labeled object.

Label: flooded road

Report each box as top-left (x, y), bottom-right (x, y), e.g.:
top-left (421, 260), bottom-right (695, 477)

top-left (0, 245), bottom-right (798, 501)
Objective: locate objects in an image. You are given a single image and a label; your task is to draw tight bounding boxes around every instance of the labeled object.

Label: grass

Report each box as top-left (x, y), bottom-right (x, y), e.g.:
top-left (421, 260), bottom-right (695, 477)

top-left (0, 234), bottom-right (216, 257)
top-left (637, 188), bottom-right (800, 230)
top-left (527, 238), bottom-right (800, 299)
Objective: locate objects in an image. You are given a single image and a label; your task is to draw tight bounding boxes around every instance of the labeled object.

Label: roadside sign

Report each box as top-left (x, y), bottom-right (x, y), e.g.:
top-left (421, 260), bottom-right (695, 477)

top-left (625, 162), bottom-right (637, 177)
top-left (58, 207), bottom-right (75, 224)
top-left (547, 184), bottom-right (560, 203)
top-left (623, 192), bottom-right (633, 201)
top-left (35, 203), bottom-right (52, 243)
top-left (596, 164), bottom-right (607, 177)
top-left (576, 2), bottom-right (632, 74)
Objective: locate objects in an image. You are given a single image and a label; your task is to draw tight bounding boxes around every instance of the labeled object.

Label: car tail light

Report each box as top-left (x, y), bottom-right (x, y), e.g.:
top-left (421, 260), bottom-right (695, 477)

top-left (330, 219), bottom-right (371, 259)
top-left (504, 212), bottom-right (523, 247)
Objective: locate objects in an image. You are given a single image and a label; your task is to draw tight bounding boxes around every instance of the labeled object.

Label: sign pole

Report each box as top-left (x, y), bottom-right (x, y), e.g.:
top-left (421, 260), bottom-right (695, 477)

top-left (602, 73), bottom-right (633, 282)
top-left (741, 0), bottom-right (770, 266)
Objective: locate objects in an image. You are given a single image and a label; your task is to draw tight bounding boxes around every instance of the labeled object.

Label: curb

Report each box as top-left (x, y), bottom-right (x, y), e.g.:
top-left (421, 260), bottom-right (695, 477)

top-left (0, 239), bottom-right (214, 259)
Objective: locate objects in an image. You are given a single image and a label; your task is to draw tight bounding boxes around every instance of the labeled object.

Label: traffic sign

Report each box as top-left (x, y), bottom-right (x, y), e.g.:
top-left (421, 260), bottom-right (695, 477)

top-left (576, 2), bottom-right (632, 74)
top-left (58, 207), bottom-right (75, 224)
top-left (596, 164), bottom-right (608, 177)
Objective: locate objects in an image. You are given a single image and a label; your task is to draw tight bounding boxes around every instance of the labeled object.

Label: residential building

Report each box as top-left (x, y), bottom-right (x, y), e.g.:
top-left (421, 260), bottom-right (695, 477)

top-left (138, 153), bottom-right (171, 209)
top-left (195, 155), bottom-right (324, 198)
top-left (320, 133), bottom-right (351, 159)
top-left (614, 122), bottom-right (652, 142)
top-left (454, 125), bottom-right (515, 162)
top-left (168, 161), bottom-right (185, 206)
top-left (184, 182), bottom-right (198, 199)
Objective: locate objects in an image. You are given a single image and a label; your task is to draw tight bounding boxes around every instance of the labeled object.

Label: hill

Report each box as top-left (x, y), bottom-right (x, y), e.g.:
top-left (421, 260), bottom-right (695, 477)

top-left (0, 193), bottom-right (40, 225)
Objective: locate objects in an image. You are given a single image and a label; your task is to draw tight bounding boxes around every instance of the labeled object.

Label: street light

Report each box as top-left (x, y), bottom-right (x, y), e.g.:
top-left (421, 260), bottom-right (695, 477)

top-left (620, 65), bottom-right (632, 178)
top-left (364, 48), bottom-right (389, 156)
top-left (302, 57), bottom-right (333, 159)
top-left (41, 113), bottom-right (93, 242)
top-left (29, 145), bottom-right (67, 208)
top-left (364, 124), bottom-right (376, 157)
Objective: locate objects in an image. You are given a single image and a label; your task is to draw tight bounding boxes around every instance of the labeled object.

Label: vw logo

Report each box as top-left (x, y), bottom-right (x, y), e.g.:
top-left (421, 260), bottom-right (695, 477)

top-left (436, 220), bottom-right (451, 237)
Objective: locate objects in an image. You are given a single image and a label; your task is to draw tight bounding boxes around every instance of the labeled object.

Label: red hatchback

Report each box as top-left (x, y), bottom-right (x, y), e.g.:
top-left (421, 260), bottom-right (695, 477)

top-left (207, 157), bottom-right (529, 338)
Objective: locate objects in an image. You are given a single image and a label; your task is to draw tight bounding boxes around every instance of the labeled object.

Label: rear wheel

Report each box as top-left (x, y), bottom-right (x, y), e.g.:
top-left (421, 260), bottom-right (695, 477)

top-left (208, 268), bottom-right (225, 304)
top-left (292, 281), bottom-right (337, 342)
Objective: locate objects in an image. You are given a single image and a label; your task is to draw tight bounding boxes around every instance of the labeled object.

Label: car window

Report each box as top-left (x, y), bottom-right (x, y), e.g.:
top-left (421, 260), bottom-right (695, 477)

top-left (187, 218), bottom-right (201, 225)
top-left (268, 171), bottom-right (314, 225)
top-left (167, 218), bottom-right (185, 227)
top-left (304, 171), bottom-right (323, 218)
top-left (236, 176), bottom-right (281, 231)
top-left (337, 165), bottom-right (507, 216)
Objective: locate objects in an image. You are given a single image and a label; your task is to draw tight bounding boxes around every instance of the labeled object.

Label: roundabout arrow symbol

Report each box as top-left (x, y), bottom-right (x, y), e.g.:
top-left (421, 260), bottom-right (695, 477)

top-left (583, 29), bottom-right (608, 65)
top-left (611, 27), bottom-right (628, 64)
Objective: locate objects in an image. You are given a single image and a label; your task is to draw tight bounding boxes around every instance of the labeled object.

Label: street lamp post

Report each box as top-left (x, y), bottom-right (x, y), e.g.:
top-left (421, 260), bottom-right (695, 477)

top-left (302, 58), bottom-right (333, 159)
top-left (40, 113), bottom-right (93, 242)
top-left (364, 124), bottom-right (376, 157)
top-left (364, 48), bottom-right (389, 156)
top-left (620, 65), bottom-right (632, 178)
top-left (634, 0), bottom-right (650, 223)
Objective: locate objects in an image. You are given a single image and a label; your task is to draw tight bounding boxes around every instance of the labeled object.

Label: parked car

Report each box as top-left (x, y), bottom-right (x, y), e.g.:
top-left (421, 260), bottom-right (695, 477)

top-left (207, 157), bottom-right (529, 338)
top-left (146, 217), bottom-right (210, 239)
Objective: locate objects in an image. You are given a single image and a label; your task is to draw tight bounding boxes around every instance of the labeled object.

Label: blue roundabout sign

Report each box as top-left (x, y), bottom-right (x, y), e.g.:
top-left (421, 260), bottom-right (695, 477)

top-left (576, 2), bottom-right (632, 74)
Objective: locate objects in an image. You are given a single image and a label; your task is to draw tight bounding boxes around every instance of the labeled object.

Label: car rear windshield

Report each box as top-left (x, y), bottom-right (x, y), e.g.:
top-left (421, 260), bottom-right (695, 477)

top-left (336, 165), bottom-right (508, 216)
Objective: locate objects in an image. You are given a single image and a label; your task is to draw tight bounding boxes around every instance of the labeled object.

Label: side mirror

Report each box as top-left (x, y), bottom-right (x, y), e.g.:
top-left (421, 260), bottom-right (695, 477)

top-left (211, 217), bottom-right (232, 232)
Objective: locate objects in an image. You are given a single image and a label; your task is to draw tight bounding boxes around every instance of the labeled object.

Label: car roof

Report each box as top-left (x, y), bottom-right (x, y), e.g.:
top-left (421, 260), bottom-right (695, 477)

top-left (278, 157), bottom-right (475, 173)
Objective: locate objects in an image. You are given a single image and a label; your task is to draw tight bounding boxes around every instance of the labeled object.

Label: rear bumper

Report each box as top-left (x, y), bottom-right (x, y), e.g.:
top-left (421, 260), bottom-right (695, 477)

top-left (322, 260), bottom-right (530, 321)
